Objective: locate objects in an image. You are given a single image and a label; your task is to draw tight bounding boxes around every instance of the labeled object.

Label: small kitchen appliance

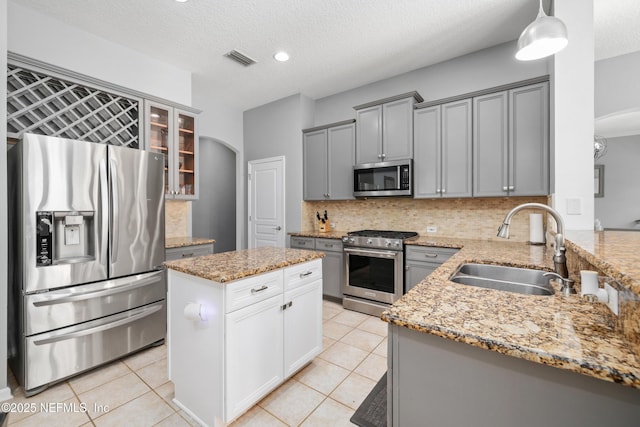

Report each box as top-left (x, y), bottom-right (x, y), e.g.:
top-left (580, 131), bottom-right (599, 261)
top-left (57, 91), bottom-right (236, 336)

top-left (342, 230), bottom-right (418, 315)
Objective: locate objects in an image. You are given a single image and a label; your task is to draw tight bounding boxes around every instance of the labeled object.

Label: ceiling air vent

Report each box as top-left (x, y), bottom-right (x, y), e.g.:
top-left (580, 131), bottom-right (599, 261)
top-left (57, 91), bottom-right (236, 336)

top-left (225, 50), bottom-right (257, 67)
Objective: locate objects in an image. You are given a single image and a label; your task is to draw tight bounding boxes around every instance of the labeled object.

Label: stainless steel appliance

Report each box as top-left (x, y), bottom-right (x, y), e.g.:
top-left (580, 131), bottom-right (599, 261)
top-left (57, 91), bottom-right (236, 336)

top-left (8, 133), bottom-right (166, 396)
top-left (353, 160), bottom-right (412, 197)
top-left (342, 230), bottom-right (418, 315)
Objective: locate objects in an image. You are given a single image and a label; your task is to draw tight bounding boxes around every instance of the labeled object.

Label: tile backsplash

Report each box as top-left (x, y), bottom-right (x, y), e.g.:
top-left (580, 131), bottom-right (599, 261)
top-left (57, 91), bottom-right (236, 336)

top-left (166, 200), bottom-right (190, 238)
top-left (302, 196), bottom-right (550, 242)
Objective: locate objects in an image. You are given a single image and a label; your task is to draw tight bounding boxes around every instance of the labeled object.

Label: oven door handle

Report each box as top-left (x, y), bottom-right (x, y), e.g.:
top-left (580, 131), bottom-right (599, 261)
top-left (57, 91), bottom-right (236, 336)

top-left (344, 248), bottom-right (400, 258)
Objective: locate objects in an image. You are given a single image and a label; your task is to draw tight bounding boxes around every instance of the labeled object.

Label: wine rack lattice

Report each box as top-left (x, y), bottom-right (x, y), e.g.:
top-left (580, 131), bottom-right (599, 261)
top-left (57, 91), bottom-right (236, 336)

top-left (7, 65), bottom-right (140, 148)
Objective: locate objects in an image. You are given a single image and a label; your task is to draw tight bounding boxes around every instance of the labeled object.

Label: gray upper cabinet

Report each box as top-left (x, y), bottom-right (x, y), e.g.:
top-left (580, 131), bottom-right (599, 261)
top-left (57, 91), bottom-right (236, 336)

top-left (473, 91), bottom-right (509, 197)
top-left (303, 121), bottom-right (355, 201)
top-left (510, 82), bottom-right (549, 196)
top-left (327, 123), bottom-right (356, 200)
top-left (473, 82), bottom-right (549, 197)
top-left (414, 99), bottom-right (472, 198)
top-left (355, 93), bottom-right (421, 164)
top-left (355, 105), bottom-right (383, 164)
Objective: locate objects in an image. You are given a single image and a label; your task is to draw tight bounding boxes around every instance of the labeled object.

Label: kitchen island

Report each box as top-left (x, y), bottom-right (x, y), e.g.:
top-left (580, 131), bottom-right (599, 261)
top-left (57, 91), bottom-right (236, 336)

top-left (384, 233), bottom-right (640, 427)
top-left (165, 247), bottom-right (324, 427)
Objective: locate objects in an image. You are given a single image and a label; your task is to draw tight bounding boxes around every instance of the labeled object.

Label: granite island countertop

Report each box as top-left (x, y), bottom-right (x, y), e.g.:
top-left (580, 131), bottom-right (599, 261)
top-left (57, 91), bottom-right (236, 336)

top-left (166, 236), bottom-right (216, 249)
top-left (382, 235), bottom-right (640, 389)
top-left (165, 247), bottom-right (324, 283)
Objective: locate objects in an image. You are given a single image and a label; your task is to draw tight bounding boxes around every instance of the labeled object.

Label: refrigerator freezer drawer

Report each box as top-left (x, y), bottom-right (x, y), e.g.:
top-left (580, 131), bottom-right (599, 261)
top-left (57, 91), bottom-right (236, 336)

top-left (24, 300), bottom-right (166, 393)
top-left (25, 270), bottom-right (166, 336)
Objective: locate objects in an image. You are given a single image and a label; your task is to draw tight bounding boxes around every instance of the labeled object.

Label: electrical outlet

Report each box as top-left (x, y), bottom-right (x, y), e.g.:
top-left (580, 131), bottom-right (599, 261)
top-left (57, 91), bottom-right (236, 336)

top-left (605, 282), bottom-right (619, 316)
top-left (426, 226), bottom-right (437, 233)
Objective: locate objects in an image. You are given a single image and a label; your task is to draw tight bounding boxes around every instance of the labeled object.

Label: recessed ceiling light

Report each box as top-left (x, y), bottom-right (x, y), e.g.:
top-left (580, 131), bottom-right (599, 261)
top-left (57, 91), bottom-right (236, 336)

top-left (175, 0), bottom-right (188, 3)
top-left (274, 51), bottom-right (290, 62)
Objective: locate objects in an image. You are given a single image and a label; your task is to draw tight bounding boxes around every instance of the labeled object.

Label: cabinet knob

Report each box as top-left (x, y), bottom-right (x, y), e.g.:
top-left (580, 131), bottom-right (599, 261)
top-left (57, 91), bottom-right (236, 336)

top-left (508, 186), bottom-right (515, 191)
top-left (502, 186), bottom-right (509, 192)
top-left (441, 189), bottom-right (446, 194)
top-left (436, 188), bottom-right (441, 193)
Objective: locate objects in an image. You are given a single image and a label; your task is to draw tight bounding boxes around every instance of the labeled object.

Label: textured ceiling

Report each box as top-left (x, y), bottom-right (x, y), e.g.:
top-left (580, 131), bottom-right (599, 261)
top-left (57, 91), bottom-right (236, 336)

top-left (10, 0), bottom-right (640, 111)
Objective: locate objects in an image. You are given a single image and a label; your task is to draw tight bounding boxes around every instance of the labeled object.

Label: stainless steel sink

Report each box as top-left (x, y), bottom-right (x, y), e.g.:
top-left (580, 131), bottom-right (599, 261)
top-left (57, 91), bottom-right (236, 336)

top-left (450, 263), bottom-right (555, 296)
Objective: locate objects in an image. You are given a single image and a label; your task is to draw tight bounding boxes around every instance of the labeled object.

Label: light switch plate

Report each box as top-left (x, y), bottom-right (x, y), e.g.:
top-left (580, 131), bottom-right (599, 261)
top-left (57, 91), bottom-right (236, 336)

top-left (566, 198), bottom-right (582, 215)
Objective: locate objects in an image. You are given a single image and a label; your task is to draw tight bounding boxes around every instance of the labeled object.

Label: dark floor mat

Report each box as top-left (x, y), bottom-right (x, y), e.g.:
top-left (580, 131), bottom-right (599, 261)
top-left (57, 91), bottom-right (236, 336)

top-left (350, 372), bottom-right (387, 427)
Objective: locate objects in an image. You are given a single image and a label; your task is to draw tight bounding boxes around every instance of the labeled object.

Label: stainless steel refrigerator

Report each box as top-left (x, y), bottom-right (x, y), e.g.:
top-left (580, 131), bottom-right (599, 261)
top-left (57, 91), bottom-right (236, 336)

top-left (8, 133), bottom-right (167, 396)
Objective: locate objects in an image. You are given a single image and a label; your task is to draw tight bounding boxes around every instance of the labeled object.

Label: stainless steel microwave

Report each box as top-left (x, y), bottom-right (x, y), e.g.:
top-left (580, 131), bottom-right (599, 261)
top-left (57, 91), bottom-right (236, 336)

top-left (353, 159), bottom-right (412, 197)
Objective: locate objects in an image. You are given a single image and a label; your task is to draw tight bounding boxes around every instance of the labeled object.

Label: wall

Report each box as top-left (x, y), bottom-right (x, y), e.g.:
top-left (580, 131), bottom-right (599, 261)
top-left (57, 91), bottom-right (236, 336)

top-left (192, 138), bottom-right (237, 252)
top-left (314, 41), bottom-right (550, 126)
top-left (595, 51), bottom-right (640, 118)
top-left (192, 75), bottom-right (245, 248)
top-left (243, 94), bottom-right (315, 245)
top-left (0, 0), bottom-right (11, 402)
top-left (7, 2), bottom-right (192, 105)
top-left (552, 0), bottom-right (595, 231)
top-left (303, 197), bottom-right (549, 242)
top-left (594, 135), bottom-right (640, 229)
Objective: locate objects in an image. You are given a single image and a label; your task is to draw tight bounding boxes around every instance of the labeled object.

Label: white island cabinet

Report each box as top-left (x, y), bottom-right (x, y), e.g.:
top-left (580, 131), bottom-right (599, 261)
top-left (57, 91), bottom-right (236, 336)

top-left (167, 251), bottom-right (323, 427)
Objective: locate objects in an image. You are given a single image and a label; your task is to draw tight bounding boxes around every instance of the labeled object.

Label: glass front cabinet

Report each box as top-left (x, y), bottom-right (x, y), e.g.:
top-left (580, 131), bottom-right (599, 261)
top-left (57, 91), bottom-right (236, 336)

top-left (145, 101), bottom-right (199, 200)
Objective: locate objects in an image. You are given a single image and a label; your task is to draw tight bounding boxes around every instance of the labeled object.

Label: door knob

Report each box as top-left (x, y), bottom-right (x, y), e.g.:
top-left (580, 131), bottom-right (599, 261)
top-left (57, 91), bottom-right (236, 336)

top-left (274, 226), bottom-right (282, 231)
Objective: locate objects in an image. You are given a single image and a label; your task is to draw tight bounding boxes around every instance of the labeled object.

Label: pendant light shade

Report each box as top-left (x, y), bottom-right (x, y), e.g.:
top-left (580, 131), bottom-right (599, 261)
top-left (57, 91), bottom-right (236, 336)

top-left (516, 0), bottom-right (568, 61)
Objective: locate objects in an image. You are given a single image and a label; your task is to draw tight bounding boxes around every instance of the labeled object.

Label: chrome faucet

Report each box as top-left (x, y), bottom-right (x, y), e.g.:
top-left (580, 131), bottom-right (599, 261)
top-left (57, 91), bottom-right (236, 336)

top-left (497, 203), bottom-right (570, 281)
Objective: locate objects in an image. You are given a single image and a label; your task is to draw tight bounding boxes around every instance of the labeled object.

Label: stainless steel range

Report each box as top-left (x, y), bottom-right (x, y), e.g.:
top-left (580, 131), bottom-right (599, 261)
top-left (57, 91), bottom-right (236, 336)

top-left (342, 230), bottom-right (418, 316)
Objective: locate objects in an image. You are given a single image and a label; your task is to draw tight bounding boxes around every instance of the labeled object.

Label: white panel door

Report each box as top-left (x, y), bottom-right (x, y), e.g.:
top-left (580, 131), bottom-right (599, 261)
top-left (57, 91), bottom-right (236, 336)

top-left (248, 157), bottom-right (285, 248)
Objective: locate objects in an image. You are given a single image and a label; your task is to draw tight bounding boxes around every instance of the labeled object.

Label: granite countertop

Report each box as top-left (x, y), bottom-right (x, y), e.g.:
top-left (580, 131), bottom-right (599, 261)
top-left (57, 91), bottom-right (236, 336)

top-left (166, 236), bottom-right (216, 249)
top-left (289, 230), bottom-right (349, 239)
top-left (382, 236), bottom-right (640, 389)
top-left (565, 230), bottom-right (640, 295)
top-left (165, 247), bottom-right (325, 283)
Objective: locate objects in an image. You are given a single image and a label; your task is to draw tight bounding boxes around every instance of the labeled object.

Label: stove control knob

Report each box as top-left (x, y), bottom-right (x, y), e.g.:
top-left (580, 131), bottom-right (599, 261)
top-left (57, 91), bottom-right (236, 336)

top-left (394, 241), bottom-right (401, 247)
top-left (349, 238), bottom-right (356, 244)
top-left (367, 239), bottom-right (373, 245)
top-left (385, 240), bottom-right (392, 247)
top-left (342, 237), bottom-right (349, 243)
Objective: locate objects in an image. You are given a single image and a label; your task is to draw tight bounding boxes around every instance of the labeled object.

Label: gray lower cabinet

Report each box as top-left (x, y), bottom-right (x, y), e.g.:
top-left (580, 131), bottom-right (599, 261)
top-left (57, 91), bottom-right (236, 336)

top-left (405, 246), bottom-right (458, 292)
top-left (473, 82), bottom-right (549, 197)
top-left (389, 324), bottom-right (640, 427)
top-left (290, 236), bottom-right (343, 300)
top-left (315, 238), bottom-right (344, 300)
top-left (165, 243), bottom-right (214, 261)
top-left (414, 99), bottom-right (472, 198)
top-left (303, 121), bottom-right (355, 201)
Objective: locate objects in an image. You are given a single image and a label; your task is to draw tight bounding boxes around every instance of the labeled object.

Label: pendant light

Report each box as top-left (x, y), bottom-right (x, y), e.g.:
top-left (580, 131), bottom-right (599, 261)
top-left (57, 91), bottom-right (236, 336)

top-left (515, 0), bottom-right (568, 61)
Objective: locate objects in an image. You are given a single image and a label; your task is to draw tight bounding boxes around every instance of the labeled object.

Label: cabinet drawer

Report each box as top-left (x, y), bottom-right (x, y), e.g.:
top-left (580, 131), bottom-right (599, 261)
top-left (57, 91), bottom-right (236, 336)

top-left (290, 236), bottom-right (315, 249)
top-left (406, 246), bottom-right (458, 263)
top-left (284, 259), bottom-right (322, 291)
top-left (166, 244), bottom-right (213, 261)
top-left (315, 238), bottom-right (343, 252)
top-left (225, 270), bottom-right (283, 313)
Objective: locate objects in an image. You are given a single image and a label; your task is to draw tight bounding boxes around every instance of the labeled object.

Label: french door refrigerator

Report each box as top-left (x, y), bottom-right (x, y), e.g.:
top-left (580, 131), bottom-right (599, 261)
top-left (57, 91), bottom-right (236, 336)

top-left (8, 133), bottom-right (166, 396)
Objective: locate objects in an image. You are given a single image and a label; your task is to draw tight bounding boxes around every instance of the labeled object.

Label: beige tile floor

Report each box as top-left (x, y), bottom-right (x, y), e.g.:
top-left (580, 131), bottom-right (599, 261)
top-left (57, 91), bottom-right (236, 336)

top-left (5, 300), bottom-right (386, 426)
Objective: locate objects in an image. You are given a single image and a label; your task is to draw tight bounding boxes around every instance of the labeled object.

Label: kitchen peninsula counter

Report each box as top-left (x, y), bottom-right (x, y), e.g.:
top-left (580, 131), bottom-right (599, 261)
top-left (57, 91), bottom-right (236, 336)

top-left (383, 235), bottom-right (640, 388)
top-left (165, 246), bottom-right (324, 282)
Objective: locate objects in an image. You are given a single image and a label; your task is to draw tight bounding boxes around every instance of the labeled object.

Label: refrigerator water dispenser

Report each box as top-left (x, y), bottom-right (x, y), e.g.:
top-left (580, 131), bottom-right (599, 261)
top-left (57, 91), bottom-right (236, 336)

top-left (37, 211), bottom-right (96, 265)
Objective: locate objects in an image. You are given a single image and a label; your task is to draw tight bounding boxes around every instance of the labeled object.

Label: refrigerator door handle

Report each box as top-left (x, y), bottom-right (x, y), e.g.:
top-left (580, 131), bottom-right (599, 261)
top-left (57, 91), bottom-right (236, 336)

top-left (109, 159), bottom-right (120, 264)
top-left (31, 272), bottom-right (163, 307)
top-left (99, 159), bottom-right (109, 268)
top-left (32, 302), bottom-right (163, 346)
